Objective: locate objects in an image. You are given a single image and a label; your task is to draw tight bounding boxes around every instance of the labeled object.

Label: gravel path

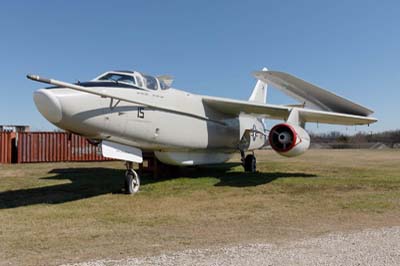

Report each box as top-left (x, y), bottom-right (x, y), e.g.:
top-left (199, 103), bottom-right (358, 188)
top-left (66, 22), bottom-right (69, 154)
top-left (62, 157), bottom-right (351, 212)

top-left (63, 227), bottom-right (400, 266)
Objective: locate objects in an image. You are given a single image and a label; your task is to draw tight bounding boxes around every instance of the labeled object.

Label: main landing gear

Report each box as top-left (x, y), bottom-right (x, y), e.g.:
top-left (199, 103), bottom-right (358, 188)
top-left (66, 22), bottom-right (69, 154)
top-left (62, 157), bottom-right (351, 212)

top-left (241, 151), bottom-right (257, 173)
top-left (125, 162), bottom-right (140, 194)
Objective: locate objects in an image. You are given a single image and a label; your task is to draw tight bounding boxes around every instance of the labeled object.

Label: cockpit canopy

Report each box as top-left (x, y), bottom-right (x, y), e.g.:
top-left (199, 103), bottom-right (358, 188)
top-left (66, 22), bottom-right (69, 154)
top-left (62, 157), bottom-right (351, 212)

top-left (94, 70), bottom-right (170, 90)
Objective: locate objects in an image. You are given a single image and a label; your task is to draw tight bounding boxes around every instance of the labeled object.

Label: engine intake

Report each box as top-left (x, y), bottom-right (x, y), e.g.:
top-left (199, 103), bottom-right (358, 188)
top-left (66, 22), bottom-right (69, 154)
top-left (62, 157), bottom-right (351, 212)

top-left (268, 123), bottom-right (310, 157)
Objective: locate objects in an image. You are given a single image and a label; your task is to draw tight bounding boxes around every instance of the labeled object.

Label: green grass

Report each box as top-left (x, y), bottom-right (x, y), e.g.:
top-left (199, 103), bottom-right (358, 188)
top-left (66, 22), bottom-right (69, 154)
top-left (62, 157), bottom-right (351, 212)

top-left (0, 149), bottom-right (399, 265)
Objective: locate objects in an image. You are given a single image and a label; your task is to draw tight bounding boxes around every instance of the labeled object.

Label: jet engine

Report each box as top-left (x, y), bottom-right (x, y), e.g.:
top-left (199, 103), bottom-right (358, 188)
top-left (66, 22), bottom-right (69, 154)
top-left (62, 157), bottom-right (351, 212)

top-left (268, 123), bottom-right (310, 157)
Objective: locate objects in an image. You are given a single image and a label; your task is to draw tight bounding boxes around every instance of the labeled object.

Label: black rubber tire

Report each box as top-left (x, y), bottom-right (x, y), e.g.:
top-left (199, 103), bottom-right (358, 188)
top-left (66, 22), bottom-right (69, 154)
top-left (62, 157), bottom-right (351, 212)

top-left (244, 154), bottom-right (257, 173)
top-left (125, 170), bottom-right (140, 194)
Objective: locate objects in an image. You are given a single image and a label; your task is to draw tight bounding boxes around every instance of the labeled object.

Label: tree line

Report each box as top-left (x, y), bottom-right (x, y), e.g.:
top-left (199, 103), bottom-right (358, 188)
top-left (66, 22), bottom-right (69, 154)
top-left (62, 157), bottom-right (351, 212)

top-left (309, 130), bottom-right (400, 147)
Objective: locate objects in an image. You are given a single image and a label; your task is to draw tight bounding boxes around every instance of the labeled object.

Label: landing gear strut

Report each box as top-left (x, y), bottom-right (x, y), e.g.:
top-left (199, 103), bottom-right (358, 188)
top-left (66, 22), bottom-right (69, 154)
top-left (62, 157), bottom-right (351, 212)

top-left (241, 151), bottom-right (257, 173)
top-left (125, 162), bottom-right (140, 194)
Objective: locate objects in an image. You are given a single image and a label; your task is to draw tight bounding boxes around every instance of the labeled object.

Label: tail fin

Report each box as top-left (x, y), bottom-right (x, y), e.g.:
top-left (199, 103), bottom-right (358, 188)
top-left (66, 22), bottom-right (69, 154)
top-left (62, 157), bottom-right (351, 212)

top-left (249, 67), bottom-right (268, 103)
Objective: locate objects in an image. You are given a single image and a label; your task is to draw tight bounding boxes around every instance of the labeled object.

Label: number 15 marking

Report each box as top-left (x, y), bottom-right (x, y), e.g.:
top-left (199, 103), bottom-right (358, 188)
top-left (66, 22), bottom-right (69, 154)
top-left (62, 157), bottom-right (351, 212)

top-left (137, 107), bottom-right (145, 119)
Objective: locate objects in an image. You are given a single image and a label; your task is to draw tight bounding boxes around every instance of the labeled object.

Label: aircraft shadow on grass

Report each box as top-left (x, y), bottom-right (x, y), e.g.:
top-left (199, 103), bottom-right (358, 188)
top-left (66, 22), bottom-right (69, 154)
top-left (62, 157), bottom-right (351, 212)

top-left (0, 163), bottom-right (316, 209)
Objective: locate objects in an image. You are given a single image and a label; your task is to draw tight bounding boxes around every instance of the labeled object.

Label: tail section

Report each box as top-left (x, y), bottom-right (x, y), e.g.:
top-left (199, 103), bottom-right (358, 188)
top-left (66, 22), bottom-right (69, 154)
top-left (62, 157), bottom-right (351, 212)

top-left (249, 67), bottom-right (268, 103)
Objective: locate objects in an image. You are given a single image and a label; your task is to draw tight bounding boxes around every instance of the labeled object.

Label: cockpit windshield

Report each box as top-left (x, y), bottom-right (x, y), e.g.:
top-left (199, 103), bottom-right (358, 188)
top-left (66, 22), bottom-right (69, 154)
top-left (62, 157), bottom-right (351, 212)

top-left (95, 71), bottom-right (169, 90)
top-left (99, 73), bottom-right (136, 85)
top-left (142, 75), bottom-right (158, 90)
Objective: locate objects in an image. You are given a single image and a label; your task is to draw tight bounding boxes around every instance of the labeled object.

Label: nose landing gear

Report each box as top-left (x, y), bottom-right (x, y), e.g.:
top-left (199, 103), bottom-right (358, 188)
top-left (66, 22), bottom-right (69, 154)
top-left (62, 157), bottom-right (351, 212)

top-left (125, 162), bottom-right (140, 194)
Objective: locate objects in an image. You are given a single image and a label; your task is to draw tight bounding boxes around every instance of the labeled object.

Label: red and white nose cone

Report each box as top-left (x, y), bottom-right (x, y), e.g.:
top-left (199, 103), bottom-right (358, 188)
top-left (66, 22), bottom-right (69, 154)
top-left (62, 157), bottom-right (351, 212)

top-left (33, 89), bottom-right (63, 123)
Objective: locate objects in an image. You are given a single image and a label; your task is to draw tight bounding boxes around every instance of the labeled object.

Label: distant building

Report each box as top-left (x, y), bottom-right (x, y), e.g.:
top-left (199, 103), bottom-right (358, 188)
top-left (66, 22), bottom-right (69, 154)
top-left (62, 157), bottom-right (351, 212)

top-left (0, 125), bottom-right (30, 132)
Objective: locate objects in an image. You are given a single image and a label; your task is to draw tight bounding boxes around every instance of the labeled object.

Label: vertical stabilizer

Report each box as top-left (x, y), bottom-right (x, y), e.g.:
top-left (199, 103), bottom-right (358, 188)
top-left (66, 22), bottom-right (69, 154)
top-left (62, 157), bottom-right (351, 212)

top-left (249, 67), bottom-right (268, 103)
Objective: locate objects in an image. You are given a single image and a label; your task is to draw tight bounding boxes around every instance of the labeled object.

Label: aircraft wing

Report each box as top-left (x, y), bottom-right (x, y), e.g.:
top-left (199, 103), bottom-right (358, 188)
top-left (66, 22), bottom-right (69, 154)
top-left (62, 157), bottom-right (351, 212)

top-left (202, 96), bottom-right (377, 125)
top-left (253, 70), bottom-right (373, 116)
top-left (203, 96), bottom-right (289, 120)
top-left (296, 108), bottom-right (377, 125)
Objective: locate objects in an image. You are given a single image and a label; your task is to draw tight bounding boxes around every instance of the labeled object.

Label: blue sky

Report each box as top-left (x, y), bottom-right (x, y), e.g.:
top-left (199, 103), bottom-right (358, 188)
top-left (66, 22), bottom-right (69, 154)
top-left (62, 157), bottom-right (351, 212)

top-left (0, 0), bottom-right (398, 133)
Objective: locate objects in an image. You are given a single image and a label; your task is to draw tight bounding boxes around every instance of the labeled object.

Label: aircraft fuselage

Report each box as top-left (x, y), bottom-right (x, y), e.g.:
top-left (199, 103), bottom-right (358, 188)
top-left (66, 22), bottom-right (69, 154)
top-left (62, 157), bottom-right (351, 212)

top-left (34, 82), bottom-right (266, 165)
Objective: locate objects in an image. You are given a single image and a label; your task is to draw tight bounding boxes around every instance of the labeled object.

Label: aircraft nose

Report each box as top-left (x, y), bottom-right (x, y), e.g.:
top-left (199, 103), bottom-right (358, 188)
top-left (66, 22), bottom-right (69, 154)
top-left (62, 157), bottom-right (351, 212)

top-left (33, 89), bottom-right (63, 123)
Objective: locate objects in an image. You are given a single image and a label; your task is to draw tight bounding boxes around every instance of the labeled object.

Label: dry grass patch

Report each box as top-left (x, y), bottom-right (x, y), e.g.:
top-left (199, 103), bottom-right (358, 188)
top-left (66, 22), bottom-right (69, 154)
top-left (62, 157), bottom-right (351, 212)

top-left (0, 150), bottom-right (399, 265)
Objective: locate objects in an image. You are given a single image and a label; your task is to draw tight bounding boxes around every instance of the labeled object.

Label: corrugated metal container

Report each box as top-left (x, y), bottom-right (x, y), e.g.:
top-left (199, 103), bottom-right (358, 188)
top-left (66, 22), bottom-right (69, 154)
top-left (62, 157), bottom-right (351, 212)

top-left (17, 132), bottom-right (112, 163)
top-left (0, 132), bottom-right (14, 164)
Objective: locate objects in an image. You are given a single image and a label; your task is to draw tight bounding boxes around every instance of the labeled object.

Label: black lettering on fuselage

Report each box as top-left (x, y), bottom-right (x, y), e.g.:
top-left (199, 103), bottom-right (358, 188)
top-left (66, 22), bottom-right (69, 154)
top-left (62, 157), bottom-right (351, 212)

top-left (137, 107), bottom-right (144, 119)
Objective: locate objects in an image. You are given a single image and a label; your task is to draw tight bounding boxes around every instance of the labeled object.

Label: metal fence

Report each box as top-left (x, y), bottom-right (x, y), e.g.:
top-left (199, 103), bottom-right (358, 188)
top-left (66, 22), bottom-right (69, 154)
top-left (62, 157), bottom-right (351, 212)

top-left (0, 132), bottom-right (15, 164)
top-left (0, 132), bottom-right (112, 164)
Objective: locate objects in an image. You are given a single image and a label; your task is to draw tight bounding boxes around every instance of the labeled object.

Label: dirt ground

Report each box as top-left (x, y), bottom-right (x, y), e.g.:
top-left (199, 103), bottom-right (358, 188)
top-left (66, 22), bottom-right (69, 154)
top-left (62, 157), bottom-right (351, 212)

top-left (0, 149), bottom-right (399, 265)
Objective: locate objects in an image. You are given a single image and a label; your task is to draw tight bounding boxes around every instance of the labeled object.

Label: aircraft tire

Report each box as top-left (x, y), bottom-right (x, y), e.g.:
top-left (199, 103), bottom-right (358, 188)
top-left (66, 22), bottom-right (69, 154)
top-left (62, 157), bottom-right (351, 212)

top-left (244, 154), bottom-right (257, 173)
top-left (125, 169), bottom-right (140, 194)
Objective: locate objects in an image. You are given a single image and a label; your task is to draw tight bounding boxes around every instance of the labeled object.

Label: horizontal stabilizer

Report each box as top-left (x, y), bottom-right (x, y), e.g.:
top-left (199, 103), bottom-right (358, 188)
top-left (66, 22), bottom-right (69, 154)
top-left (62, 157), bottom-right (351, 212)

top-left (253, 71), bottom-right (373, 116)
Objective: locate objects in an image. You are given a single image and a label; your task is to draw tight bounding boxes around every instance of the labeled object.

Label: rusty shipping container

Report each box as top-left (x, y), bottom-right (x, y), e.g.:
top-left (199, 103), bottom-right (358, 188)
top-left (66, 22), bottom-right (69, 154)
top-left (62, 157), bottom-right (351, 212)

top-left (0, 132), bottom-right (15, 164)
top-left (17, 132), bottom-right (113, 163)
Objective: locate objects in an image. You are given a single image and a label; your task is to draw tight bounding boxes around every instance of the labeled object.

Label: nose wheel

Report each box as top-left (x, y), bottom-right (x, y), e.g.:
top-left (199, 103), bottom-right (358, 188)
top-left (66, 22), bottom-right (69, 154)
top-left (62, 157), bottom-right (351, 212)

top-left (241, 151), bottom-right (257, 173)
top-left (125, 162), bottom-right (140, 194)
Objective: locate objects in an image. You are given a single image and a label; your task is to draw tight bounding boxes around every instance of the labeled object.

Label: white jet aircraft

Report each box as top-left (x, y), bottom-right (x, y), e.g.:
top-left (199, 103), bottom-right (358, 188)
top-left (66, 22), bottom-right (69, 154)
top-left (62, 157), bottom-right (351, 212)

top-left (28, 68), bottom-right (377, 194)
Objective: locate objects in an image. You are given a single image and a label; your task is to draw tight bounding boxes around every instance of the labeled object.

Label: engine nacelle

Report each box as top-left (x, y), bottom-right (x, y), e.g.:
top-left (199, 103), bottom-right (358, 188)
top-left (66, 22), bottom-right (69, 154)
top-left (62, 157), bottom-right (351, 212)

top-left (268, 123), bottom-right (310, 157)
